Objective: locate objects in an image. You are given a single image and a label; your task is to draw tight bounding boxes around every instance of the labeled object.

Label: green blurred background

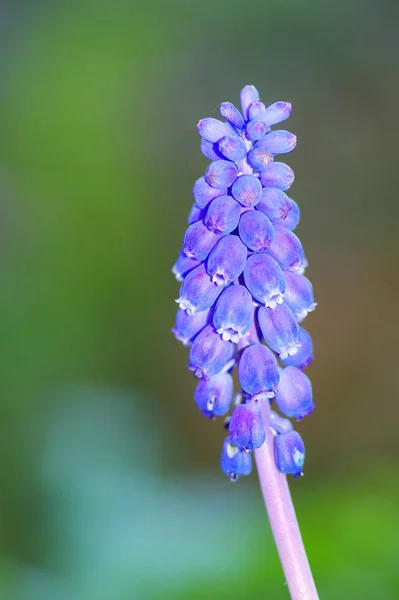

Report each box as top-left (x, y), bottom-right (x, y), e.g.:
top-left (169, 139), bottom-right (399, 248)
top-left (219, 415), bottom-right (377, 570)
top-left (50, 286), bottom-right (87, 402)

top-left (0, 0), bottom-right (398, 598)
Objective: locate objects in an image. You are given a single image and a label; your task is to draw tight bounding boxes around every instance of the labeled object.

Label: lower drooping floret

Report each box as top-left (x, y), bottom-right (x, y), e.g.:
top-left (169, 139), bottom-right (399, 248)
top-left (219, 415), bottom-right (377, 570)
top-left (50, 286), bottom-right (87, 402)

top-left (172, 85), bottom-right (316, 481)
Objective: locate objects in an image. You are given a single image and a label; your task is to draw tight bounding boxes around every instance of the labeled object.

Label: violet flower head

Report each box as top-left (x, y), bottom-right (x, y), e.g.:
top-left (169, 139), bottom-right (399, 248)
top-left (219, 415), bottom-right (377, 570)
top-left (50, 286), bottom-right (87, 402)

top-left (172, 85), bottom-right (316, 482)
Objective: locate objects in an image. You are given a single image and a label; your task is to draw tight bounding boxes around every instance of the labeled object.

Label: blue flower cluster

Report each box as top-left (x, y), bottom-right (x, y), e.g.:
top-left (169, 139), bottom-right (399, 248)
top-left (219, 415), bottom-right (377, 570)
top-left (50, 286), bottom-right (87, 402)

top-left (173, 85), bottom-right (316, 481)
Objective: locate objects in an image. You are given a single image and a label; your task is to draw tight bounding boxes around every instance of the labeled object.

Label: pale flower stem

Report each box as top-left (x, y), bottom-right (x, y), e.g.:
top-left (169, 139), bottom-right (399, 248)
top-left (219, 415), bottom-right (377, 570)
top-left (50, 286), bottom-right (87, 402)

top-left (254, 400), bottom-right (319, 600)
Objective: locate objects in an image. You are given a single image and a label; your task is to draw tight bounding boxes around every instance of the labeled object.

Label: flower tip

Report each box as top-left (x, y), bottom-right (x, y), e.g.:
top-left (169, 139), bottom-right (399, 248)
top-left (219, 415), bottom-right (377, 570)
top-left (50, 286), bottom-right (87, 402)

top-left (171, 265), bottom-right (183, 282)
top-left (277, 102), bottom-right (292, 118)
top-left (242, 84), bottom-right (259, 94)
top-left (172, 327), bottom-right (189, 347)
top-left (196, 119), bottom-right (204, 135)
top-left (188, 364), bottom-right (207, 379)
top-left (296, 403), bottom-right (315, 421)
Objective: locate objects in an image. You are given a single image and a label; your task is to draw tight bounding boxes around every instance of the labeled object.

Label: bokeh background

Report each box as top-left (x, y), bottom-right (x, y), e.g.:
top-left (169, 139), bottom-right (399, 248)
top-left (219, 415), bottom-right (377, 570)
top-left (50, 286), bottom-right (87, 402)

top-left (0, 0), bottom-right (398, 598)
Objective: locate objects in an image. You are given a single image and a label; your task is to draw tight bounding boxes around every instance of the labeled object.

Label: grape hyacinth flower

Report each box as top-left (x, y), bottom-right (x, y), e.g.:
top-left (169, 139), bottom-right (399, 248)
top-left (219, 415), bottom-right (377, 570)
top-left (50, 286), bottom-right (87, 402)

top-left (172, 85), bottom-right (318, 599)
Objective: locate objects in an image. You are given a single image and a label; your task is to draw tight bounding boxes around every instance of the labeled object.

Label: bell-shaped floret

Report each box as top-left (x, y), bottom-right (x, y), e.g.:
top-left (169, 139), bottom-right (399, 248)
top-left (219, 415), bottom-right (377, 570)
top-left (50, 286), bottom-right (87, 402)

top-left (275, 366), bottom-right (314, 420)
top-left (256, 187), bottom-right (291, 221)
top-left (246, 120), bottom-right (268, 141)
top-left (177, 263), bottom-right (223, 315)
top-left (238, 343), bottom-right (279, 398)
top-left (256, 130), bottom-right (297, 155)
top-left (229, 401), bottom-right (266, 451)
top-left (172, 308), bottom-right (210, 346)
top-left (274, 430), bottom-right (305, 477)
top-left (172, 251), bottom-right (200, 282)
top-left (243, 253), bottom-right (285, 308)
top-left (246, 146), bottom-right (274, 171)
top-left (283, 271), bottom-right (316, 322)
top-left (204, 195), bottom-right (241, 234)
top-left (194, 372), bottom-right (234, 418)
top-left (260, 162), bottom-right (295, 191)
top-left (189, 325), bottom-right (235, 379)
top-left (276, 198), bottom-right (300, 230)
top-left (197, 117), bottom-right (234, 143)
top-left (220, 102), bottom-right (244, 130)
top-left (207, 235), bottom-right (247, 286)
top-left (221, 437), bottom-right (252, 481)
top-left (213, 284), bottom-right (253, 342)
top-left (262, 102), bottom-right (292, 127)
top-left (218, 136), bottom-right (247, 162)
top-left (248, 101), bottom-right (267, 121)
top-left (205, 160), bottom-right (238, 189)
top-left (267, 226), bottom-right (304, 271)
top-left (282, 326), bottom-right (313, 370)
top-left (238, 209), bottom-right (274, 252)
top-left (240, 85), bottom-right (259, 120)
top-left (183, 220), bottom-right (223, 261)
top-left (258, 303), bottom-right (301, 360)
top-left (193, 177), bottom-right (226, 209)
top-left (231, 174), bottom-right (262, 207)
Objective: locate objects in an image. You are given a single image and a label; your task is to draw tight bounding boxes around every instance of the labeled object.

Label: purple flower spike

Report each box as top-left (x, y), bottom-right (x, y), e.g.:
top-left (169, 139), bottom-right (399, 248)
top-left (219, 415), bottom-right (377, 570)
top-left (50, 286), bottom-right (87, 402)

top-left (231, 174), bottom-right (262, 207)
top-left (207, 235), bottom-right (247, 286)
top-left (260, 162), bottom-right (295, 191)
top-left (283, 271), bottom-right (317, 322)
top-left (221, 437), bottom-right (252, 481)
top-left (218, 136), bottom-right (247, 162)
top-left (282, 326), bottom-right (313, 370)
top-left (204, 195), bottom-right (241, 234)
top-left (258, 304), bottom-right (301, 360)
top-left (173, 86), bottom-right (317, 491)
top-left (275, 366), bottom-right (314, 420)
top-left (238, 209), bottom-right (275, 252)
top-left (240, 85), bottom-right (259, 120)
top-left (177, 263), bottom-right (222, 315)
top-left (243, 253), bottom-right (286, 308)
top-left (205, 160), bottom-right (238, 189)
top-left (173, 307), bottom-right (210, 346)
top-left (229, 401), bottom-right (266, 451)
top-left (213, 284), bottom-right (253, 342)
top-left (183, 220), bottom-right (223, 262)
top-left (238, 343), bottom-right (279, 398)
top-left (189, 325), bottom-right (235, 379)
top-left (197, 117), bottom-right (234, 143)
top-left (193, 176), bottom-right (226, 209)
top-left (275, 430), bottom-right (305, 478)
top-left (220, 102), bottom-right (244, 130)
top-left (194, 372), bottom-right (234, 418)
top-left (172, 85), bottom-right (320, 597)
top-left (267, 226), bottom-right (304, 272)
